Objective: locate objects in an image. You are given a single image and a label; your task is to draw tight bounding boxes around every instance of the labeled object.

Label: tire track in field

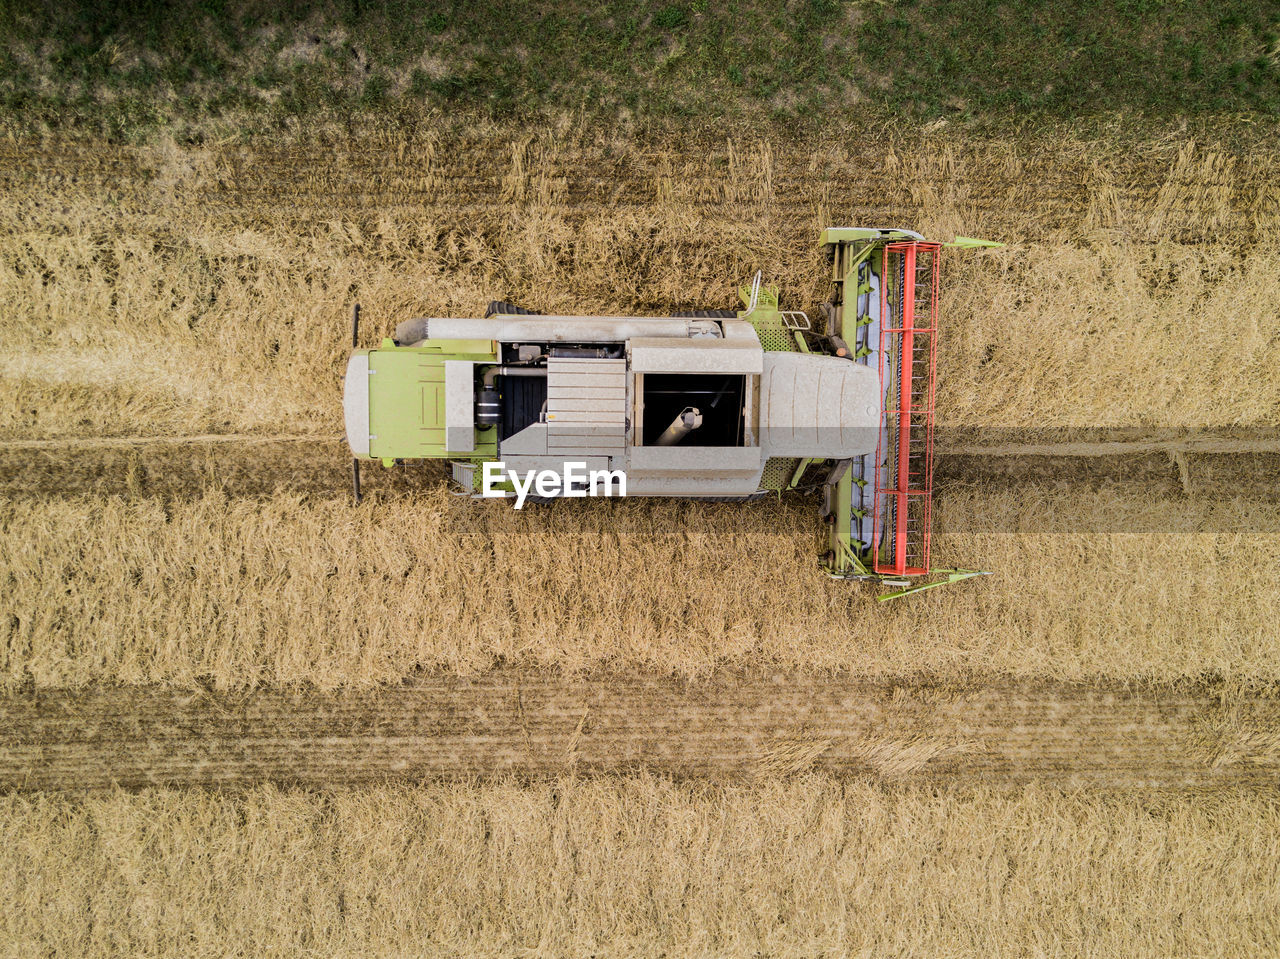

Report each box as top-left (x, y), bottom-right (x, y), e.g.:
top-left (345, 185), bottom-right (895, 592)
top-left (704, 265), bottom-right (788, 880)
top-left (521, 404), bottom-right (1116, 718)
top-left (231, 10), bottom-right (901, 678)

top-left (2, 672), bottom-right (1277, 791)
top-left (2, 434), bottom-right (1278, 517)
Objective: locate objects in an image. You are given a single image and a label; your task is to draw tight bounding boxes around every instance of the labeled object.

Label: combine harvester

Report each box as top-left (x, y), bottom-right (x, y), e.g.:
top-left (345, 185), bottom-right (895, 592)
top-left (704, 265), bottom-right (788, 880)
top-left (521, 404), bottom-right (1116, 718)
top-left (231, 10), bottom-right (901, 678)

top-left (343, 228), bottom-right (997, 599)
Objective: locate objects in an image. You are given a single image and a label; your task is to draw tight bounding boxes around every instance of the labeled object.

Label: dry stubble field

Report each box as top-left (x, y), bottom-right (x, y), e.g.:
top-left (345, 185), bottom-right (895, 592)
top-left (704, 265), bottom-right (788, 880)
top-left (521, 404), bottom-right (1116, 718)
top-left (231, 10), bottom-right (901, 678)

top-left (3, 121), bottom-right (1280, 687)
top-left (2, 118), bottom-right (1280, 955)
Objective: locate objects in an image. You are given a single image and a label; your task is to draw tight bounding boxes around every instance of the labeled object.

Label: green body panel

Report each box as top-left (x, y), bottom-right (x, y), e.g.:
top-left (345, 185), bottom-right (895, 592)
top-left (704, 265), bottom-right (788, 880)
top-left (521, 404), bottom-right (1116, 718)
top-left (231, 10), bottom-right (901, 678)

top-left (836, 244), bottom-right (879, 346)
top-left (787, 457), bottom-right (815, 489)
top-left (365, 339), bottom-right (497, 460)
top-left (824, 463), bottom-right (871, 579)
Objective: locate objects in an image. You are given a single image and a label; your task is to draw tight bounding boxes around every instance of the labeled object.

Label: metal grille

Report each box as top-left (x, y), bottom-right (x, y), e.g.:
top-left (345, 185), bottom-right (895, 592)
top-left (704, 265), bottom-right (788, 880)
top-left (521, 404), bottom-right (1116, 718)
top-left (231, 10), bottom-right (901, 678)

top-left (755, 327), bottom-right (800, 352)
top-left (759, 457), bottom-right (798, 491)
top-left (872, 242), bottom-right (940, 576)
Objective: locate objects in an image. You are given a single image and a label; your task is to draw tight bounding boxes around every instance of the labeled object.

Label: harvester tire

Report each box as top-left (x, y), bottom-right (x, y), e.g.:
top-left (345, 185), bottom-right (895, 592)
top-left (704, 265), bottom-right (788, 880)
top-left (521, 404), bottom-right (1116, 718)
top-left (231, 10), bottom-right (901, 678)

top-left (670, 309), bottom-right (738, 318)
top-left (484, 301), bottom-right (540, 317)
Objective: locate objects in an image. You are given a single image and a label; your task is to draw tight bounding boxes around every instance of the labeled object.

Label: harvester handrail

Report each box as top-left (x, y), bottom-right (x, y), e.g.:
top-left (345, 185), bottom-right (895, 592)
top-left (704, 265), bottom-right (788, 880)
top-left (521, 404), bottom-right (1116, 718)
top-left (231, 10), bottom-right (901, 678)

top-left (746, 270), bottom-right (763, 315)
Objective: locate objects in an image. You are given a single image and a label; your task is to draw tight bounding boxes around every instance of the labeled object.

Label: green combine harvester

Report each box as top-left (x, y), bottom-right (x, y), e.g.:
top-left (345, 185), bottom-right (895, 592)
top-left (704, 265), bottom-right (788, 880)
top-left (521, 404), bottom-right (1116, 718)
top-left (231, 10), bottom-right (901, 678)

top-left (343, 228), bottom-right (997, 599)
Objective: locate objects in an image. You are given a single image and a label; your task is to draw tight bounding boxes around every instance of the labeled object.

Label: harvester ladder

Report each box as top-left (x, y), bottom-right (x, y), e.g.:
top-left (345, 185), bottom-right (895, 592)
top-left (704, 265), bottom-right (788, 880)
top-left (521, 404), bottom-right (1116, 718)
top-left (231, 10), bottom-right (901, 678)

top-left (873, 241), bottom-right (940, 576)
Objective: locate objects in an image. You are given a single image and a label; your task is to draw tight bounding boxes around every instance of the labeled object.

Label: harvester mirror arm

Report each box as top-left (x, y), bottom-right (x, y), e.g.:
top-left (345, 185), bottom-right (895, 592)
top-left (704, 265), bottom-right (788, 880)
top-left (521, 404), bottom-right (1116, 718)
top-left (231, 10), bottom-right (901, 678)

top-left (746, 270), bottom-right (762, 314)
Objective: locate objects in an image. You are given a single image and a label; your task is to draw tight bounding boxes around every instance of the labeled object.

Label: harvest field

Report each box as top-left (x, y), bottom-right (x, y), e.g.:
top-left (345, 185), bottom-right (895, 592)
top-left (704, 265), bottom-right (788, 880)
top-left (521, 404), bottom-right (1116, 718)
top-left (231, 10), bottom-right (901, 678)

top-left (3, 1), bottom-right (1280, 955)
top-left (4, 126), bottom-right (1280, 690)
top-left (5, 126), bottom-right (1280, 440)
top-left (5, 779), bottom-right (1278, 957)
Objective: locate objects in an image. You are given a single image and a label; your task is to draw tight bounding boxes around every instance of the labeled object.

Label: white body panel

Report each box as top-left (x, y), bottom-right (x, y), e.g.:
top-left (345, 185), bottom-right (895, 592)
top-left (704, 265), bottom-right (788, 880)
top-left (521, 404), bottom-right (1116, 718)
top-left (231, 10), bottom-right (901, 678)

top-left (443, 360), bottom-right (476, 453)
top-left (418, 316), bottom-right (721, 343)
top-left (627, 446), bottom-right (763, 477)
top-left (545, 358), bottom-right (628, 454)
top-left (628, 337), bottom-right (763, 374)
top-left (343, 353), bottom-right (370, 457)
top-left (499, 454), bottom-right (614, 476)
top-left (758, 353), bottom-right (881, 458)
top-left (622, 474), bottom-right (765, 496)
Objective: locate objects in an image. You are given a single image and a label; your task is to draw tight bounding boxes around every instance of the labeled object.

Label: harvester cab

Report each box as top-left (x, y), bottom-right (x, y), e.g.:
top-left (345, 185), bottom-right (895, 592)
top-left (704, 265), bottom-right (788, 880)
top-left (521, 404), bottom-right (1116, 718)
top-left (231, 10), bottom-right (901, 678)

top-left (343, 228), bottom-right (999, 599)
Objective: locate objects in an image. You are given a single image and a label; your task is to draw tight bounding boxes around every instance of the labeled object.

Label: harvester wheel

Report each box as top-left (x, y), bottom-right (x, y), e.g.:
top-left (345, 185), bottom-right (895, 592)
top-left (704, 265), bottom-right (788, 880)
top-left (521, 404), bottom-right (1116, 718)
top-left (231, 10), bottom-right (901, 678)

top-left (670, 309), bottom-right (738, 318)
top-left (484, 301), bottom-right (540, 317)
